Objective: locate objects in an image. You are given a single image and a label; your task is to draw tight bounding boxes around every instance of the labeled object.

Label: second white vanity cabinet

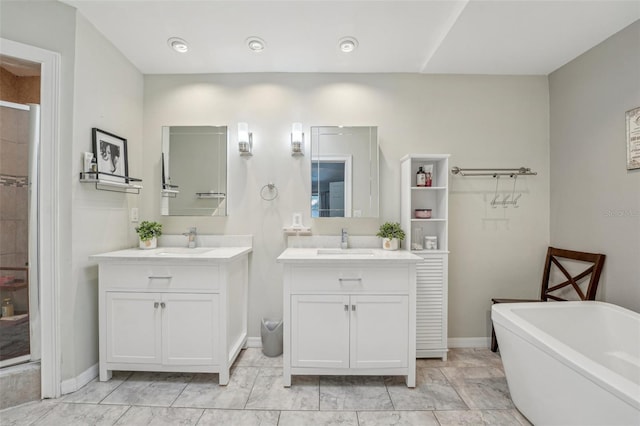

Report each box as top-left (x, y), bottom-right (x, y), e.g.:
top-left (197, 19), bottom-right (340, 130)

top-left (278, 249), bottom-right (421, 387)
top-left (92, 246), bottom-right (251, 385)
top-left (291, 294), bottom-right (409, 370)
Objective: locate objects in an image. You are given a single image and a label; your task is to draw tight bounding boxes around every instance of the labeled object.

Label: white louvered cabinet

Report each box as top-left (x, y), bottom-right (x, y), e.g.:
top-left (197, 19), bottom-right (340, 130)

top-left (401, 154), bottom-right (449, 360)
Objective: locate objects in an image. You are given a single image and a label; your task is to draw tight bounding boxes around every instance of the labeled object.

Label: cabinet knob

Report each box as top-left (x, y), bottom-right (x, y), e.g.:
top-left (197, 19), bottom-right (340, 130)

top-left (352, 304), bottom-right (356, 311)
top-left (344, 304), bottom-right (349, 311)
top-left (160, 302), bottom-right (166, 309)
top-left (154, 302), bottom-right (159, 308)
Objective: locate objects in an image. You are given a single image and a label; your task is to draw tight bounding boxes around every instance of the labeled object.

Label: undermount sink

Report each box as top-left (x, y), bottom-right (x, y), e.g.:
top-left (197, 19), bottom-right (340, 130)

top-left (154, 247), bottom-right (215, 256)
top-left (316, 248), bottom-right (374, 255)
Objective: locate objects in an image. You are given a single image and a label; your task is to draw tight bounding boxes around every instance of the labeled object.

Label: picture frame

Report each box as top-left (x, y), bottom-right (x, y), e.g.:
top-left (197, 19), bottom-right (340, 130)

top-left (92, 128), bottom-right (129, 183)
top-left (626, 107), bottom-right (640, 170)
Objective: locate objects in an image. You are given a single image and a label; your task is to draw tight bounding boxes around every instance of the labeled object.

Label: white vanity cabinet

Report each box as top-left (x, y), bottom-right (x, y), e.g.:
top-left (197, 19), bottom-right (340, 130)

top-left (291, 294), bottom-right (409, 370)
top-left (92, 247), bottom-right (251, 385)
top-left (277, 249), bottom-right (421, 387)
top-left (105, 292), bottom-right (219, 367)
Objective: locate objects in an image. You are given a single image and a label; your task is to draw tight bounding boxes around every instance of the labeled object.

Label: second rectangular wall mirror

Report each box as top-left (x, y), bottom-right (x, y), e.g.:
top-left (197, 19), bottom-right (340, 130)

top-left (310, 126), bottom-right (379, 218)
top-left (161, 125), bottom-right (228, 216)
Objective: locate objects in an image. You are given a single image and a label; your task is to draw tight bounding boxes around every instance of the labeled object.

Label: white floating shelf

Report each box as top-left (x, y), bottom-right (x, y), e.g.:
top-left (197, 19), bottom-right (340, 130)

top-left (80, 172), bottom-right (143, 194)
top-left (283, 226), bottom-right (312, 236)
top-left (196, 193), bottom-right (226, 199)
top-left (161, 189), bottom-right (179, 198)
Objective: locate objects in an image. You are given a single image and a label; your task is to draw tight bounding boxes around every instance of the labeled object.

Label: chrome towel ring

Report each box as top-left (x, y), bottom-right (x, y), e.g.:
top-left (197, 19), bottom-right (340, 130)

top-left (260, 183), bottom-right (278, 201)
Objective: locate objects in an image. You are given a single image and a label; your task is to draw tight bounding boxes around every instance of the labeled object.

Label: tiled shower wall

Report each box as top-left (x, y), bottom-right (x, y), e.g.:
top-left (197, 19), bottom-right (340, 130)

top-left (0, 66), bottom-right (40, 311)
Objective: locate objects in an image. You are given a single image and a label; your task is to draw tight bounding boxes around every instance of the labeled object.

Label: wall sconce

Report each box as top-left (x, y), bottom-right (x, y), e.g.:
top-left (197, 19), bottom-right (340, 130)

top-left (238, 122), bottom-right (252, 156)
top-left (291, 122), bottom-right (304, 156)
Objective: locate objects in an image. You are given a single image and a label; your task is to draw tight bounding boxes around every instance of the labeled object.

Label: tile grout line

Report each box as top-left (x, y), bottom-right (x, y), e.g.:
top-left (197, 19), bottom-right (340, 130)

top-left (383, 375), bottom-right (396, 411)
top-left (242, 361), bottom-right (262, 410)
top-left (98, 372), bottom-right (132, 405)
top-left (168, 372), bottom-right (197, 408)
top-left (193, 406), bottom-right (207, 426)
top-left (438, 366), bottom-right (472, 411)
top-left (25, 401), bottom-right (56, 426)
top-left (110, 404), bottom-right (132, 426)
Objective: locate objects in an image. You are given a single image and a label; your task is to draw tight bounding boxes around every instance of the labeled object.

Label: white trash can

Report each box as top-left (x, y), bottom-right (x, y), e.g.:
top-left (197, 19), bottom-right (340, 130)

top-left (260, 318), bottom-right (283, 357)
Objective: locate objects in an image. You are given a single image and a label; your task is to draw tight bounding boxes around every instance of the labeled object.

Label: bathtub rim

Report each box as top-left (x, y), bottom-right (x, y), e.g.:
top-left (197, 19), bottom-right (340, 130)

top-left (492, 300), bottom-right (640, 411)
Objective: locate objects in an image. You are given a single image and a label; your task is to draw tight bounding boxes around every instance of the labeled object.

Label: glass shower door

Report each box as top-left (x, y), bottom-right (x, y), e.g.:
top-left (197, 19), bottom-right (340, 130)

top-left (0, 101), bottom-right (39, 367)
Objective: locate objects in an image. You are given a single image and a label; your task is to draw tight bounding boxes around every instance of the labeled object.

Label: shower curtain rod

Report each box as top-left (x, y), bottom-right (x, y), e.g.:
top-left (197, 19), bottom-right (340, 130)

top-left (450, 166), bottom-right (537, 177)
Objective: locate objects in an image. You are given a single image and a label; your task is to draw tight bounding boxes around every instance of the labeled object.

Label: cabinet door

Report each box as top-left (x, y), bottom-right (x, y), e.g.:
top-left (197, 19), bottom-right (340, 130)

top-left (106, 292), bottom-right (161, 364)
top-left (416, 254), bottom-right (446, 351)
top-left (350, 295), bottom-right (408, 369)
top-left (291, 294), bottom-right (350, 368)
top-left (162, 293), bottom-right (219, 366)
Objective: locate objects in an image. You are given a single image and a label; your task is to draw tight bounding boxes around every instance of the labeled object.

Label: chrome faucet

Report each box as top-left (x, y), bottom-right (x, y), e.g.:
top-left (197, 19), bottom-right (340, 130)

top-left (340, 228), bottom-right (348, 249)
top-left (182, 227), bottom-right (197, 248)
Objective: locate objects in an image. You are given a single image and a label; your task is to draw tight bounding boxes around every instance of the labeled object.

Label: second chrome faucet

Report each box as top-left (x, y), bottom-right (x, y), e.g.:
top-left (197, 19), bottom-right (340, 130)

top-left (341, 228), bottom-right (348, 249)
top-left (182, 227), bottom-right (197, 248)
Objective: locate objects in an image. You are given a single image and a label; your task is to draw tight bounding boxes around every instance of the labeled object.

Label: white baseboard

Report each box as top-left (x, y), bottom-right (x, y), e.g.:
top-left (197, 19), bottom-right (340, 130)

top-left (60, 363), bottom-right (98, 395)
top-left (448, 337), bottom-right (490, 348)
top-left (247, 336), bottom-right (488, 350)
top-left (245, 337), bottom-right (262, 348)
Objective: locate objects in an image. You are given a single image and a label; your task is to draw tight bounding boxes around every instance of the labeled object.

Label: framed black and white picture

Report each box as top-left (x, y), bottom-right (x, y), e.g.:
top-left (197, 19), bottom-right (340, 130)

top-left (92, 128), bottom-right (129, 182)
top-left (626, 107), bottom-right (640, 170)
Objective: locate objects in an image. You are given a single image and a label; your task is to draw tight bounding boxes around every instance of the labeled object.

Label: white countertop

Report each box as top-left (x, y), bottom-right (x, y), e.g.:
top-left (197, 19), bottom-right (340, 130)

top-left (90, 246), bottom-right (252, 263)
top-left (277, 248), bottom-right (422, 264)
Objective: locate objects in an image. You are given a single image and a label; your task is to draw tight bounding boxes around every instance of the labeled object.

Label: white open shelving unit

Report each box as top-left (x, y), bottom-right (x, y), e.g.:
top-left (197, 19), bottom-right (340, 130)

top-left (400, 154), bottom-right (449, 360)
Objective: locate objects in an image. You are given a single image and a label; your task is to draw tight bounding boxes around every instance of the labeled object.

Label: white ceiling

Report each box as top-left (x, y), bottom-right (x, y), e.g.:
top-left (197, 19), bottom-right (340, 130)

top-left (62, 0), bottom-right (639, 75)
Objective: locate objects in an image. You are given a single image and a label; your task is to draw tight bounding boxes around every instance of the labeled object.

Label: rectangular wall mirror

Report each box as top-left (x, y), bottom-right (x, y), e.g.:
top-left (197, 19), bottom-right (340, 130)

top-left (161, 125), bottom-right (228, 216)
top-left (311, 126), bottom-right (379, 218)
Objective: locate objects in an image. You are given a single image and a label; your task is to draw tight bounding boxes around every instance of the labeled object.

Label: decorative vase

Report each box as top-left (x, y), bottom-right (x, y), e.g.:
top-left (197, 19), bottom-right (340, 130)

top-left (382, 237), bottom-right (399, 251)
top-left (139, 236), bottom-right (157, 250)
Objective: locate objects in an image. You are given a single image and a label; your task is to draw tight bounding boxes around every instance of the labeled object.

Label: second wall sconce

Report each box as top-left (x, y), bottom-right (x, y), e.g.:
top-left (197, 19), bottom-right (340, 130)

top-left (238, 122), bottom-right (252, 156)
top-left (291, 122), bottom-right (304, 156)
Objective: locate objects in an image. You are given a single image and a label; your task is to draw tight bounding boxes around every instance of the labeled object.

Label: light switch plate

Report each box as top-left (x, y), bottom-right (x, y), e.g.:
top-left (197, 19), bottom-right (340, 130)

top-left (130, 207), bottom-right (139, 223)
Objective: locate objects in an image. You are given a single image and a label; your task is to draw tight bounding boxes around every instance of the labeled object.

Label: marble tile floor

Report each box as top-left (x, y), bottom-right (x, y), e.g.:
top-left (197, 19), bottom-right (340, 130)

top-left (0, 348), bottom-right (531, 425)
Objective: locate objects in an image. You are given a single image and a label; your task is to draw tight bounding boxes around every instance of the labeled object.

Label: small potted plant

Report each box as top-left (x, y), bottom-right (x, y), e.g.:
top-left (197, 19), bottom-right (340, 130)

top-left (135, 220), bottom-right (162, 249)
top-left (376, 222), bottom-right (406, 251)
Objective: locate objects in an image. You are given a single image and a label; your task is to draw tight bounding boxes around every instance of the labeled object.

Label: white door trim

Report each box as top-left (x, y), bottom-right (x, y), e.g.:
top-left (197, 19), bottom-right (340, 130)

top-left (312, 155), bottom-right (353, 217)
top-left (1, 37), bottom-right (61, 399)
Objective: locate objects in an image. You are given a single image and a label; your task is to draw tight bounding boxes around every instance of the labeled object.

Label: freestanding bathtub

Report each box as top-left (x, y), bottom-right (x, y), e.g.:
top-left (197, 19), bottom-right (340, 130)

top-left (492, 301), bottom-right (640, 426)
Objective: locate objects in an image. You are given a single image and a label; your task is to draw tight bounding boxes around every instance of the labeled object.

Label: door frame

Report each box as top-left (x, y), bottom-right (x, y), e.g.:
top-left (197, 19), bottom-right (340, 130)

top-left (1, 38), bottom-right (61, 398)
top-left (311, 155), bottom-right (353, 217)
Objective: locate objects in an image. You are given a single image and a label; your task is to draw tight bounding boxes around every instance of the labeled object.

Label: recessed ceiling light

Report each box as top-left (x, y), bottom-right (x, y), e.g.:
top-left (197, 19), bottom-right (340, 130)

top-left (339, 37), bottom-right (358, 53)
top-left (167, 37), bottom-right (189, 53)
top-left (246, 37), bottom-right (266, 52)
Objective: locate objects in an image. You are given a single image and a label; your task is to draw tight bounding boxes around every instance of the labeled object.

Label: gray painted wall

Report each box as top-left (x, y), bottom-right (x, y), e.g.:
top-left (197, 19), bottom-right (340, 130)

top-left (1, 1), bottom-right (143, 381)
top-left (549, 21), bottom-right (640, 312)
top-left (142, 73), bottom-right (550, 341)
top-left (71, 13), bottom-right (143, 381)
